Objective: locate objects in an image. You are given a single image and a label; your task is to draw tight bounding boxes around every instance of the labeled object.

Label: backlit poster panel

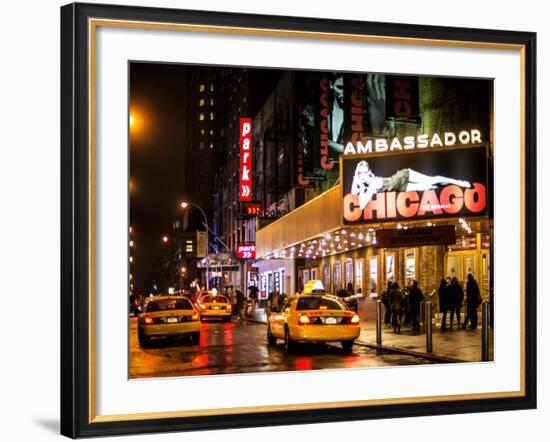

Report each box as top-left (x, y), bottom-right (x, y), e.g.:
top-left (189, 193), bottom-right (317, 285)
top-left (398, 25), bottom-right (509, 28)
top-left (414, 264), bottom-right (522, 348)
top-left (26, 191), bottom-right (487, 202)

top-left (342, 145), bottom-right (488, 224)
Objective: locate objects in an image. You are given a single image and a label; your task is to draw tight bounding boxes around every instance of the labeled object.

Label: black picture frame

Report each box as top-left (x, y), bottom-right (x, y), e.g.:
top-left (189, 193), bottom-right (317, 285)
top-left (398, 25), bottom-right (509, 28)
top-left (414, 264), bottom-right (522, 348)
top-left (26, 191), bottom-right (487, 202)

top-left (61, 2), bottom-right (537, 438)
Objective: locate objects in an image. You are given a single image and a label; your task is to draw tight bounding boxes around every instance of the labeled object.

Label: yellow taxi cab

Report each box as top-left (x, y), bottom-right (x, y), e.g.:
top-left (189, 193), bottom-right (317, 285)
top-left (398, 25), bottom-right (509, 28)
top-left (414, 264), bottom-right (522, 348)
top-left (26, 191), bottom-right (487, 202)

top-left (198, 293), bottom-right (232, 322)
top-left (267, 280), bottom-right (360, 351)
top-left (138, 296), bottom-right (200, 347)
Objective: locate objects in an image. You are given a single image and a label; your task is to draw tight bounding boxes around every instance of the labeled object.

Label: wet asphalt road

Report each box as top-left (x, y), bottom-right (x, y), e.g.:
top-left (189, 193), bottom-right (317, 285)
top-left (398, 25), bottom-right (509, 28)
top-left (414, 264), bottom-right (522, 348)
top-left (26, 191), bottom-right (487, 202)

top-left (129, 317), bottom-right (434, 379)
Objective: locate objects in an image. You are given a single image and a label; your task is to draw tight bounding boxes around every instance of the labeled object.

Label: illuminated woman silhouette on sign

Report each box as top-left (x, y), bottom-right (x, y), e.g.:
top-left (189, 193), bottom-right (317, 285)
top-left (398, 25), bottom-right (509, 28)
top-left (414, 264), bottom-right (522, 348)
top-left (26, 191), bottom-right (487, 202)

top-left (351, 160), bottom-right (471, 210)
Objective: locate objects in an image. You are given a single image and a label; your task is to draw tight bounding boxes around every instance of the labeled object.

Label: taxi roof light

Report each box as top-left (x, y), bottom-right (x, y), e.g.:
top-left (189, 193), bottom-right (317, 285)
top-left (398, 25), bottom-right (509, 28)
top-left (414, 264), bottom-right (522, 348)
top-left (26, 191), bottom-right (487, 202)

top-left (302, 279), bottom-right (325, 294)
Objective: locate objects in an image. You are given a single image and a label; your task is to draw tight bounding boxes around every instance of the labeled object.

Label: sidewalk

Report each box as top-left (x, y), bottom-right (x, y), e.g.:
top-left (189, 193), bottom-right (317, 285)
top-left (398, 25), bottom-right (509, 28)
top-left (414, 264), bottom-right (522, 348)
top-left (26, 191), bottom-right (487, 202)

top-left (246, 308), bottom-right (493, 363)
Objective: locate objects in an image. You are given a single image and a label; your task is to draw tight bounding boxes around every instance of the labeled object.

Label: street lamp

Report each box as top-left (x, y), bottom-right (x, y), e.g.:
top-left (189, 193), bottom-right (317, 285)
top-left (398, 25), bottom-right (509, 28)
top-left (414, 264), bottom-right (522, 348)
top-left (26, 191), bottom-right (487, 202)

top-left (180, 201), bottom-right (210, 291)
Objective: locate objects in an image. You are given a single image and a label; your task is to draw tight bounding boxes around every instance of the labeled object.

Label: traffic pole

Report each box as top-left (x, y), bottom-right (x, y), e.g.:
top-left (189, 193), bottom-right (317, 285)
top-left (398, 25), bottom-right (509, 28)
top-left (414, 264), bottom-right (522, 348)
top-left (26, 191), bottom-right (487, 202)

top-left (425, 301), bottom-right (433, 353)
top-left (376, 300), bottom-right (382, 346)
top-left (482, 302), bottom-right (490, 361)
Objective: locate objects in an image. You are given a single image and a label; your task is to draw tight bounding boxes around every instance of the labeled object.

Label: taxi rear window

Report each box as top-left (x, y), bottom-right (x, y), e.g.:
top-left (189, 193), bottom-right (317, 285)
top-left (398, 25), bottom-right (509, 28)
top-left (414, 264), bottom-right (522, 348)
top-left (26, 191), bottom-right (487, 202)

top-left (296, 297), bottom-right (344, 311)
top-left (146, 299), bottom-right (193, 312)
top-left (201, 295), bottom-right (228, 303)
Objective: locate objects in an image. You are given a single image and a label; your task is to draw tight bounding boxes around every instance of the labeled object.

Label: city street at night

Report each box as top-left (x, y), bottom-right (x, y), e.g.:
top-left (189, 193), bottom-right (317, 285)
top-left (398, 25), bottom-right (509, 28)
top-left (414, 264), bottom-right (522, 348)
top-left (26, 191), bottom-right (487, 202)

top-left (128, 63), bottom-right (494, 377)
top-left (129, 317), bottom-right (434, 379)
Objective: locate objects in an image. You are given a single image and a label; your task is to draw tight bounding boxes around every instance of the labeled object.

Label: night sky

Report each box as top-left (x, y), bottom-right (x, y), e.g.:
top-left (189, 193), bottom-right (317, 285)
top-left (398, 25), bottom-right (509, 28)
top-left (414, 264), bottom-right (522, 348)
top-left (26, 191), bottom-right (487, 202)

top-left (130, 63), bottom-right (191, 294)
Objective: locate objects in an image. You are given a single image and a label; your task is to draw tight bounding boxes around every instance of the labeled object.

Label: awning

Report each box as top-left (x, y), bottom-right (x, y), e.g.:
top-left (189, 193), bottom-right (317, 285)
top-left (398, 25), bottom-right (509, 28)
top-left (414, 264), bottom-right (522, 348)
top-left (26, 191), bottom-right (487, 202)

top-left (255, 186), bottom-right (342, 259)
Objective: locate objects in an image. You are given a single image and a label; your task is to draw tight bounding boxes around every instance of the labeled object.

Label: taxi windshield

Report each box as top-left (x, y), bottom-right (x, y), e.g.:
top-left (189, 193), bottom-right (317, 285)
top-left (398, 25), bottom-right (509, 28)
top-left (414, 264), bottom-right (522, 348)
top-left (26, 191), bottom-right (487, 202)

top-left (146, 298), bottom-right (193, 312)
top-left (201, 295), bottom-right (228, 303)
top-left (296, 297), bottom-right (344, 311)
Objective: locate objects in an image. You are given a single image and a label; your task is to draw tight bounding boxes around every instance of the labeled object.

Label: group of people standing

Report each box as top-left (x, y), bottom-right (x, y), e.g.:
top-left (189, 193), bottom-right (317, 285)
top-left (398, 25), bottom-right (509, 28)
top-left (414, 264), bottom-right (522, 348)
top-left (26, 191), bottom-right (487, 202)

top-left (381, 273), bottom-right (482, 333)
top-left (438, 274), bottom-right (482, 331)
top-left (381, 280), bottom-right (425, 333)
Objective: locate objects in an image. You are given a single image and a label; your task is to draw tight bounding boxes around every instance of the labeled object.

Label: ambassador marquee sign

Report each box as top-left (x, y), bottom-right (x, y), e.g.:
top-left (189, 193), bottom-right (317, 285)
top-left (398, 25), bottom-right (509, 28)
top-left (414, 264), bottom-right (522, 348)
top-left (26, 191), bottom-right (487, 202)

top-left (342, 129), bottom-right (482, 155)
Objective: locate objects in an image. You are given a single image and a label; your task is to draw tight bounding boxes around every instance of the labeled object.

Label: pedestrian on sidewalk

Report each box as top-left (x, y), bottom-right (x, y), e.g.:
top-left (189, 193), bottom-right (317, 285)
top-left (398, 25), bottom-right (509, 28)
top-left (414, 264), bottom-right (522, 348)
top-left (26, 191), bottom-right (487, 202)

top-left (381, 281), bottom-right (392, 325)
top-left (438, 279), bottom-right (450, 331)
top-left (235, 289), bottom-right (245, 320)
top-left (402, 282), bottom-right (411, 326)
top-left (448, 277), bottom-right (464, 330)
top-left (248, 285), bottom-right (258, 313)
top-left (409, 280), bottom-right (424, 332)
top-left (389, 282), bottom-right (403, 333)
top-left (462, 273), bottom-right (482, 329)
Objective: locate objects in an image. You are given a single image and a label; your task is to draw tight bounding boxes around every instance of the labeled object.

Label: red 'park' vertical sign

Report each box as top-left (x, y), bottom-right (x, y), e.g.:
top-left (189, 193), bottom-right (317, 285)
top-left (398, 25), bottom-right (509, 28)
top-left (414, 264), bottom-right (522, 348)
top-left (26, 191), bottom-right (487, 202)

top-left (239, 117), bottom-right (253, 201)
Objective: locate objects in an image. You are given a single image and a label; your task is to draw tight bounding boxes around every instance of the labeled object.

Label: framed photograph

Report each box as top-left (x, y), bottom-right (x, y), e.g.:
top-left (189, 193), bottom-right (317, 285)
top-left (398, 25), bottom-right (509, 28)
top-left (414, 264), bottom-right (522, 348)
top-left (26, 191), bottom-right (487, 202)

top-left (333, 260), bottom-right (342, 291)
top-left (385, 252), bottom-right (396, 283)
top-left (369, 256), bottom-right (379, 297)
top-left (61, 2), bottom-right (536, 438)
top-left (355, 258), bottom-right (364, 295)
top-left (323, 263), bottom-right (331, 291)
top-left (344, 259), bottom-right (354, 289)
top-left (405, 248), bottom-right (417, 285)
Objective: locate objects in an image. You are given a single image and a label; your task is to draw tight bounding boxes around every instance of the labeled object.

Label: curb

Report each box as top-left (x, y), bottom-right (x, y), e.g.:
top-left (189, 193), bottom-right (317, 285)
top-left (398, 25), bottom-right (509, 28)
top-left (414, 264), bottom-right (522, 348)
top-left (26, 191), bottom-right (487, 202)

top-left (241, 318), bottom-right (468, 363)
top-left (354, 340), bottom-right (466, 363)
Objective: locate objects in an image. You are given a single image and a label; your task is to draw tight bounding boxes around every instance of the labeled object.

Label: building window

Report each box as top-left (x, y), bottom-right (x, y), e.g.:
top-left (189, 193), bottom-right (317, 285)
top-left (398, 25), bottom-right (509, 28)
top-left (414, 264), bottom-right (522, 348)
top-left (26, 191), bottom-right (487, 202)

top-left (199, 113), bottom-right (205, 121)
top-left (209, 129), bottom-right (214, 135)
top-left (200, 129), bottom-right (205, 135)
top-left (210, 142), bottom-right (214, 149)
top-left (199, 84), bottom-right (205, 92)
top-left (186, 240), bottom-right (193, 253)
top-left (210, 112), bottom-right (215, 120)
top-left (199, 99), bottom-right (205, 107)
top-left (210, 98), bottom-right (214, 106)
top-left (210, 84), bottom-right (214, 92)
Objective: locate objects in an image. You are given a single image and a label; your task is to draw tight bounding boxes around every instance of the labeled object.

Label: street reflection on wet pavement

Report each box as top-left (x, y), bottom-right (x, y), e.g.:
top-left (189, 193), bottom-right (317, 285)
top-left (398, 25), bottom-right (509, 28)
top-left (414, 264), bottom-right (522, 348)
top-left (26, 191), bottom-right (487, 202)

top-left (129, 318), bottom-right (433, 379)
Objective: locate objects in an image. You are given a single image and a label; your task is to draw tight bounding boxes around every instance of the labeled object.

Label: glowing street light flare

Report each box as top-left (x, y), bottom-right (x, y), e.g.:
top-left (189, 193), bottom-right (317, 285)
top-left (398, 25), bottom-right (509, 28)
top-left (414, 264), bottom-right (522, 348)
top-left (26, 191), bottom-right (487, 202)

top-left (162, 236), bottom-right (169, 243)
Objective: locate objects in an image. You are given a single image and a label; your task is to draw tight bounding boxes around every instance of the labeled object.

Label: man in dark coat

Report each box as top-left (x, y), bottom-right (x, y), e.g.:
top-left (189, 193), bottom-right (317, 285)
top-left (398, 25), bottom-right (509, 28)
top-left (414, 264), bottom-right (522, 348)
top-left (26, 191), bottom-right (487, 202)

top-left (448, 277), bottom-right (464, 330)
top-left (235, 289), bottom-right (245, 319)
top-left (462, 273), bottom-right (481, 329)
top-left (381, 281), bottom-right (392, 325)
top-left (408, 280), bottom-right (424, 332)
top-left (438, 279), bottom-right (450, 330)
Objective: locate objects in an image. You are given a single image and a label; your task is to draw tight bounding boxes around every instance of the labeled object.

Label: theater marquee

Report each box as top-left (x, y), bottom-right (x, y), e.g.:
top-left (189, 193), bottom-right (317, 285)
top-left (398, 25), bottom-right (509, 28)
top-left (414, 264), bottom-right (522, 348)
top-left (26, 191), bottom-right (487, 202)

top-left (341, 145), bottom-right (488, 224)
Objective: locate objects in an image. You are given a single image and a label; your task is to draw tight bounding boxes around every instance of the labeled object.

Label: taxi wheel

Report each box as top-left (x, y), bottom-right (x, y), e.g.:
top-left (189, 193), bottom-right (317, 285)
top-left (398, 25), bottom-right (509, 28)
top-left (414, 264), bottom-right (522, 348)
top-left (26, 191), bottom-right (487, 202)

top-left (284, 326), bottom-right (296, 352)
top-left (341, 340), bottom-right (354, 352)
top-left (267, 326), bottom-right (277, 346)
top-left (189, 333), bottom-right (200, 345)
top-left (138, 331), bottom-right (150, 348)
